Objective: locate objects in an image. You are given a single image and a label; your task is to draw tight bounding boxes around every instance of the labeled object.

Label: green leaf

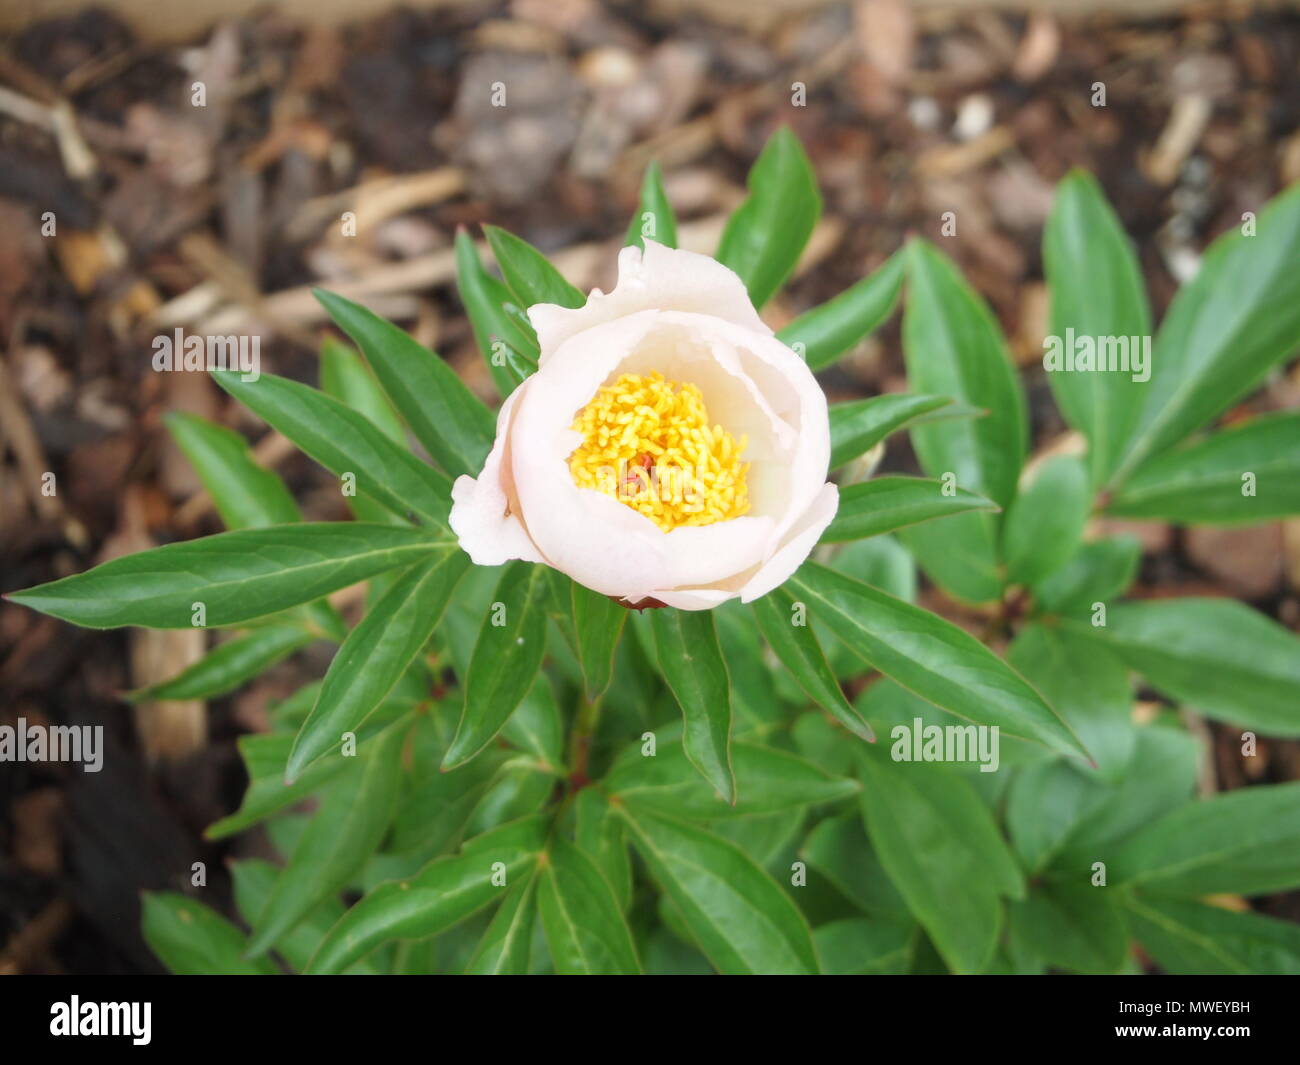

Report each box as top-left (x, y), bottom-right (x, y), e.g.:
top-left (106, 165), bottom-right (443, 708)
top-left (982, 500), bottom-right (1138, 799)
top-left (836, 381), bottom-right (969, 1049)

top-left (1065, 598), bottom-right (1300, 736)
top-left (537, 836), bottom-right (642, 974)
top-left (647, 609), bottom-right (735, 804)
top-left (777, 251), bottom-right (904, 370)
top-left (8, 524), bottom-right (450, 630)
top-left (751, 585), bottom-right (874, 740)
top-left (318, 336), bottom-right (406, 445)
top-left (789, 562), bottom-right (1090, 761)
top-left (573, 789), bottom-right (632, 911)
top-left (716, 127), bottom-right (821, 309)
top-left (443, 563), bottom-right (550, 768)
top-left (287, 547), bottom-right (466, 781)
top-left (902, 239), bottom-right (1027, 511)
top-left (212, 370), bottom-right (451, 529)
top-left (1111, 181), bottom-right (1300, 483)
top-left (131, 625), bottom-right (312, 702)
top-left (625, 160), bottom-right (677, 250)
top-left (314, 288), bottom-right (495, 478)
top-left (165, 411), bottom-right (300, 529)
top-left (570, 580), bottom-right (626, 701)
top-left (617, 805), bottom-right (820, 974)
top-left (1042, 170), bottom-right (1152, 487)
top-left (1032, 535), bottom-right (1141, 617)
top-left (206, 733), bottom-right (349, 839)
top-left (899, 513), bottom-right (1003, 604)
top-left (823, 476), bottom-right (998, 543)
top-left (501, 674), bottom-right (565, 771)
top-left (463, 870), bottom-right (538, 974)
top-left (1005, 759), bottom-right (1100, 875)
top-left (141, 893), bottom-right (278, 975)
top-left (1007, 623), bottom-right (1135, 781)
top-left (801, 812), bottom-right (911, 920)
top-left (1007, 880), bottom-right (1128, 974)
top-left (856, 748), bottom-right (1023, 974)
top-left (248, 727), bottom-right (405, 955)
top-left (1001, 456), bottom-right (1090, 586)
top-left (454, 230), bottom-right (540, 398)
top-left (826, 393), bottom-right (972, 471)
top-left (1125, 894), bottom-right (1300, 975)
top-left (606, 737), bottom-right (857, 819)
top-left (813, 918), bottom-right (915, 974)
top-left (231, 860), bottom-right (380, 975)
top-left (483, 225), bottom-right (585, 309)
top-left (1107, 411), bottom-right (1300, 524)
top-left (1112, 782), bottom-right (1300, 896)
top-left (306, 816), bottom-right (548, 974)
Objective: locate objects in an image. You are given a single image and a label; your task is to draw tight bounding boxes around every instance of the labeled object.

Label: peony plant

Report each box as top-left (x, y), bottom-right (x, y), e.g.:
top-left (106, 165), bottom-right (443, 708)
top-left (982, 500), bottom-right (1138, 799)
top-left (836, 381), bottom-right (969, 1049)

top-left (10, 129), bottom-right (1300, 975)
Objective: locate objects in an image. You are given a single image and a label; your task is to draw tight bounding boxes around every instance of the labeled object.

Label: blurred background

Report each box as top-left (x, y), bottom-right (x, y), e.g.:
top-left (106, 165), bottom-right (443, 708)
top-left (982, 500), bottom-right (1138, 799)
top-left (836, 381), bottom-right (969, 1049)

top-left (1, 0), bottom-right (1297, 973)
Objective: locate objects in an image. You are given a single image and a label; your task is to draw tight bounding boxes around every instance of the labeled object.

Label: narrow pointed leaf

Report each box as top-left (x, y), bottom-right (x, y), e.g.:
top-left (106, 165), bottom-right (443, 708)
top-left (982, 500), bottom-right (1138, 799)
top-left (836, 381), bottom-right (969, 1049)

top-left (625, 160), bottom-right (677, 250)
top-left (314, 288), bottom-right (494, 478)
top-left (287, 547), bottom-right (467, 781)
top-left (1001, 455), bottom-right (1090, 586)
top-left (827, 392), bottom-right (969, 470)
top-left (131, 625), bottom-right (312, 702)
top-left (305, 816), bottom-right (548, 974)
top-left (789, 562), bottom-right (1090, 761)
top-left (464, 870), bottom-right (539, 975)
top-left (455, 230), bottom-right (541, 398)
top-left (443, 563), bottom-right (550, 768)
top-left (647, 609), bottom-right (735, 804)
top-left (483, 225), bottom-right (585, 309)
top-left (537, 837), bottom-right (641, 974)
top-left (1125, 894), bottom-right (1300, 975)
top-left (570, 579), bottom-right (626, 700)
top-left (8, 524), bottom-right (451, 630)
top-left (822, 477), bottom-right (998, 543)
top-left (618, 806), bottom-right (819, 974)
top-left (751, 585), bottom-right (874, 740)
top-left (778, 250), bottom-right (904, 370)
top-left (141, 893), bottom-right (278, 975)
top-left (318, 336), bottom-right (406, 444)
top-left (716, 127), bottom-right (821, 309)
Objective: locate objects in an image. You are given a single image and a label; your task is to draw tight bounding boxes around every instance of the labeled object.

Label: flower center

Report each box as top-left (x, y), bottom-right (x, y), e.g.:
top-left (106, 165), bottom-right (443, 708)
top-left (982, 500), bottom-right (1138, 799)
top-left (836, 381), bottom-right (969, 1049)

top-left (568, 371), bottom-right (750, 532)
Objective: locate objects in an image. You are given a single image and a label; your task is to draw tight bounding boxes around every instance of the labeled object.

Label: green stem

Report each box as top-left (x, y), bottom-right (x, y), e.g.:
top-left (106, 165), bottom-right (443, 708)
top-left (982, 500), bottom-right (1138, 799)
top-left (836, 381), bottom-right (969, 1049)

top-left (566, 692), bottom-right (604, 792)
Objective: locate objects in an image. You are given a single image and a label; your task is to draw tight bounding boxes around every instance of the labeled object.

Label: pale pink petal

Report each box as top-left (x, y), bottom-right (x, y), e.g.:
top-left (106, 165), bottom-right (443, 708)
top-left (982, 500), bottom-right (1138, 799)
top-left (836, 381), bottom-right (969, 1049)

top-left (739, 483), bottom-right (840, 603)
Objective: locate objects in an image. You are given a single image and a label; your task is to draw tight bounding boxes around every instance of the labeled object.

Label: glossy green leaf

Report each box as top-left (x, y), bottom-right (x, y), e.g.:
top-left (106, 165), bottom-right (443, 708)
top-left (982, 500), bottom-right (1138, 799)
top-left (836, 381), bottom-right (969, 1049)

top-left (206, 733), bottom-right (349, 839)
top-left (1111, 182), bottom-right (1300, 483)
top-left (801, 813), bottom-right (911, 920)
top-left (463, 870), bottom-right (539, 975)
top-left (823, 476), bottom-right (998, 544)
top-left (606, 736), bottom-right (857, 819)
top-left (248, 727), bottom-right (405, 954)
top-left (131, 625), bottom-right (312, 702)
top-left (899, 513), bottom-right (1003, 604)
top-left (826, 393), bottom-right (972, 471)
top-left (318, 336), bottom-right (406, 444)
top-left (315, 288), bottom-right (494, 478)
top-left (8, 524), bottom-right (450, 630)
top-left (484, 225), bottom-right (585, 309)
top-left (618, 806), bottom-right (819, 974)
top-left (1112, 782), bottom-right (1300, 896)
top-left (570, 580), bottom-right (626, 701)
top-left (455, 230), bottom-right (541, 398)
top-left (537, 836), bottom-right (641, 974)
top-left (165, 411), bottom-right (300, 529)
top-left (813, 918), bottom-right (915, 975)
top-left (1032, 535), bottom-right (1141, 617)
top-left (213, 370), bottom-right (451, 528)
top-left (1001, 456), bottom-right (1090, 586)
top-left (1065, 598), bottom-right (1300, 736)
top-left (625, 160), bottom-right (677, 250)
top-left (141, 893), bottom-right (278, 975)
top-left (287, 547), bottom-right (466, 781)
top-left (1007, 623), bottom-right (1134, 781)
top-left (1043, 170), bottom-right (1152, 486)
top-left (857, 747), bottom-right (1023, 974)
top-left (789, 562), bottom-right (1090, 761)
top-left (1126, 894), bottom-right (1300, 975)
top-left (306, 816), bottom-right (548, 974)
top-left (501, 674), bottom-right (565, 771)
top-left (716, 127), bottom-right (821, 309)
top-left (1005, 759), bottom-right (1101, 875)
top-left (751, 585), bottom-right (873, 740)
top-left (1007, 880), bottom-right (1128, 974)
top-left (443, 563), bottom-right (550, 768)
top-left (1107, 411), bottom-right (1300, 524)
top-left (574, 789), bottom-right (632, 911)
top-left (647, 609), bottom-right (735, 803)
top-left (778, 251), bottom-right (904, 370)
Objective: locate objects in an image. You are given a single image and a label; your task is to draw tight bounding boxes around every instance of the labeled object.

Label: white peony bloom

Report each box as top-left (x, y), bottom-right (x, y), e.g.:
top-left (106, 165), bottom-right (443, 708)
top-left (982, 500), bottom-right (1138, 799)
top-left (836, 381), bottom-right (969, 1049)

top-left (449, 240), bottom-right (838, 610)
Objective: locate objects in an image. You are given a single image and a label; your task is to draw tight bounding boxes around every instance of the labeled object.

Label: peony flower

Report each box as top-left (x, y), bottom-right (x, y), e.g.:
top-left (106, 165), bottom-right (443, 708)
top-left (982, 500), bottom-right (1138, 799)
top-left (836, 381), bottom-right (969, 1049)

top-left (449, 240), bottom-right (838, 610)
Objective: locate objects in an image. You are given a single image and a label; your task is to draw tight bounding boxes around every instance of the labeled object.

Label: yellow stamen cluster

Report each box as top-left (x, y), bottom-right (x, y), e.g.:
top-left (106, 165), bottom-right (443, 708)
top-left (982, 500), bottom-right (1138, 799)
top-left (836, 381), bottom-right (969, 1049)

top-left (569, 371), bottom-right (750, 531)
